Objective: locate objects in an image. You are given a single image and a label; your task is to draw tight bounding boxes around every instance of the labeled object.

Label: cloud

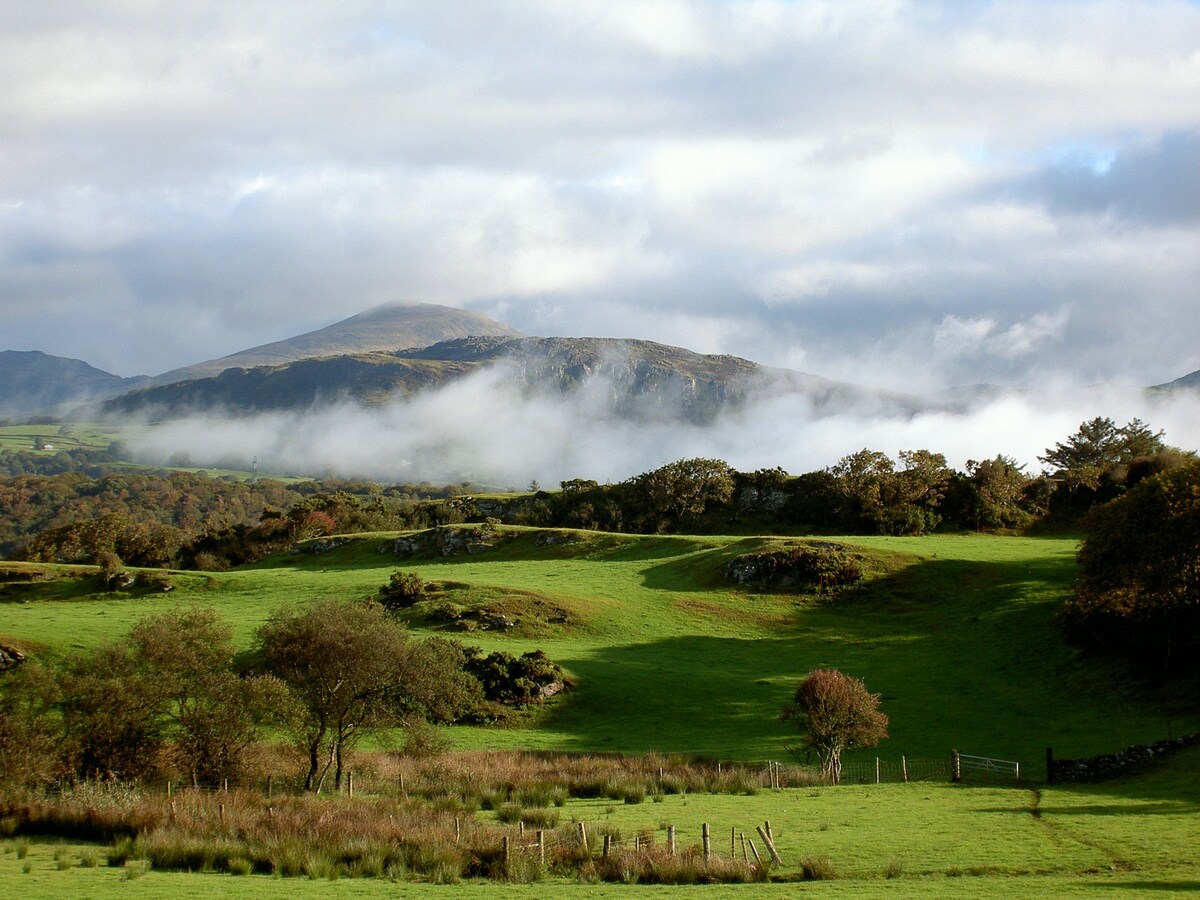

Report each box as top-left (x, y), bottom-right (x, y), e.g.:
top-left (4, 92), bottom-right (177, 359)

top-left (1, 1), bottom-right (1199, 390)
top-left (1012, 131), bottom-right (1200, 224)
top-left (125, 368), bottom-right (1200, 489)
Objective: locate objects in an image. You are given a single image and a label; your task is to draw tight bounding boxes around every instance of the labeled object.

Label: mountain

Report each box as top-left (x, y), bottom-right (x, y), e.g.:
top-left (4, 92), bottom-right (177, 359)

top-left (1151, 369), bottom-right (1200, 392)
top-left (147, 303), bottom-right (523, 386)
top-left (103, 336), bottom-right (926, 422)
top-left (0, 351), bottom-right (147, 419)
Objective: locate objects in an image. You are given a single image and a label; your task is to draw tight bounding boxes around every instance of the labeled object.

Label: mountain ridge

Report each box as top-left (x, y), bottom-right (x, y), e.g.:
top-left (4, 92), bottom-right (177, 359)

top-left (102, 335), bottom-right (927, 423)
top-left (0, 350), bottom-right (148, 419)
top-left (147, 302), bottom-right (523, 386)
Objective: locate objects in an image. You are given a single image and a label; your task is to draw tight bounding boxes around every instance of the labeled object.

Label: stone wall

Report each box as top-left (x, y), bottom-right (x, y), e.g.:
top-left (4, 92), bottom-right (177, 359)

top-left (1049, 732), bottom-right (1200, 783)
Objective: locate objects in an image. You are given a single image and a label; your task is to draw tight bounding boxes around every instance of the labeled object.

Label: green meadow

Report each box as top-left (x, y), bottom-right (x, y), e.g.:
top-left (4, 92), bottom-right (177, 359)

top-left (2, 525), bottom-right (1197, 896)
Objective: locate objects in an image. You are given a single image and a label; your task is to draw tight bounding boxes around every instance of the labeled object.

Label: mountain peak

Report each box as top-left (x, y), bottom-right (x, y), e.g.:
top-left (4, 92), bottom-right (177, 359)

top-left (147, 303), bottom-right (522, 386)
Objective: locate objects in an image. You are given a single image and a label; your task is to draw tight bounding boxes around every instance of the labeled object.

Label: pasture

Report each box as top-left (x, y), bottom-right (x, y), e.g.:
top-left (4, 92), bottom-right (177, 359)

top-left (2, 525), bottom-right (1198, 896)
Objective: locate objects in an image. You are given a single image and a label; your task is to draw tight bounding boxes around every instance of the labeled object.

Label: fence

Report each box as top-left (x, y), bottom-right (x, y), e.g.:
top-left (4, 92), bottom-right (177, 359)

top-left (502, 819), bottom-right (784, 869)
top-left (951, 750), bottom-right (1022, 783)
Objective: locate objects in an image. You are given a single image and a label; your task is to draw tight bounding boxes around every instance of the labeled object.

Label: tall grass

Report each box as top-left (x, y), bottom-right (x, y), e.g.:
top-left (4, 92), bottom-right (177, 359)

top-left (0, 774), bottom-right (780, 884)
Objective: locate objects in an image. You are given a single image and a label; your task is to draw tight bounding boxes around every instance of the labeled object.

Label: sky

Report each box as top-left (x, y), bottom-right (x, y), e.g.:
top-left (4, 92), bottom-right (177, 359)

top-left (2, 0), bottom-right (1199, 394)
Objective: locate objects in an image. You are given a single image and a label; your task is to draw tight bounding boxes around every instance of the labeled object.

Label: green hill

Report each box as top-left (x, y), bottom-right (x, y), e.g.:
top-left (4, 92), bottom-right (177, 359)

top-left (1, 527), bottom-right (1192, 766)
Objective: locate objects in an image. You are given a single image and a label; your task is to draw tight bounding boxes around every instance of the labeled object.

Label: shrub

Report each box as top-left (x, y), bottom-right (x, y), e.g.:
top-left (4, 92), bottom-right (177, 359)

top-left (378, 570), bottom-right (427, 610)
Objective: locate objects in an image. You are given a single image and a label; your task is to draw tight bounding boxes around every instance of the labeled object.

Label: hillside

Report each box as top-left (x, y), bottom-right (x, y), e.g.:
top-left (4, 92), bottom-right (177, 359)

top-left (0, 350), bottom-right (147, 418)
top-left (1152, 368), bottom-right (1200, 391)
top-left (147, 302), bottom-right (523, 386)
top-left (104, 336), bottom-right (925, 421)
top-left (1, 527), bottom-right (1192, 763)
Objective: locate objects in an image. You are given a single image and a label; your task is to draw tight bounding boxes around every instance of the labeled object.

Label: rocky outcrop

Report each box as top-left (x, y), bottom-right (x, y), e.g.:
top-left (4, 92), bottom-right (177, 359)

top-left (387, 525), bottom-right (505, 558)
top-left (726, 542), bottom-right (864, 592)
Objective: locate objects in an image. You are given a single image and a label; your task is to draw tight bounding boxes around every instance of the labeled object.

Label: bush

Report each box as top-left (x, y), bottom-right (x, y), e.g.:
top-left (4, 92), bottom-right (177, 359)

top-left (378, 570), bottom-right (427, 609)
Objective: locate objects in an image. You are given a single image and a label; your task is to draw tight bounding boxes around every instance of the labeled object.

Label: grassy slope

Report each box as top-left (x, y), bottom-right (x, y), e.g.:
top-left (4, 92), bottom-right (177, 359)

top-left (2, 527), bottom-right (1199, 898)
top-left (1, 528), bottom-right (1193, 766)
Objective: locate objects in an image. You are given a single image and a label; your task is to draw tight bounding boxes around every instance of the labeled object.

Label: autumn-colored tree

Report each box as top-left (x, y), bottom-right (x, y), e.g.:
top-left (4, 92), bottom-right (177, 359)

top-left (780, 669), bottom-right (888, 783)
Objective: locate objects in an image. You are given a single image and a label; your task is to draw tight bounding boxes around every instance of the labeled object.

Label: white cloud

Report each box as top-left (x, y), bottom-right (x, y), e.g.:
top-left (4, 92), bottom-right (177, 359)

top-left (1, 0), bottom-right (1199, 389)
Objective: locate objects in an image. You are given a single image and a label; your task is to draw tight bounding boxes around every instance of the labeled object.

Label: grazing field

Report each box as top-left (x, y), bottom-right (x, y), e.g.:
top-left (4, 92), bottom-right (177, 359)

top-left (0, 423), bottom-right (127, 454)
top-left (2, 749), bottom-right (1199, 897)
top-left (1, 527), bottom-right (1194, 764)
top-left (2, 525), bottom-right (1198, 895)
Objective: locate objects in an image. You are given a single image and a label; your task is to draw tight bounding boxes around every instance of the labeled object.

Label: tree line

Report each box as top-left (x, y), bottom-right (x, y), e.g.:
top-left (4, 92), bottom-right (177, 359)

top-left (4, 417), bottom-right (1192, 573)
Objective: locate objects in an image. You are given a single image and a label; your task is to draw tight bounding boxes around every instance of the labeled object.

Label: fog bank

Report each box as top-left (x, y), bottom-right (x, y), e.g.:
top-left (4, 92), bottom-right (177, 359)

top-left (127, 369), bottom-right (1200, 488)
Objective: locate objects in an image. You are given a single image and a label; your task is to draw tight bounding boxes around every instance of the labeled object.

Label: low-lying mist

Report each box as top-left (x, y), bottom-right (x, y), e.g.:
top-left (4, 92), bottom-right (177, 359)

top-left (125, 367), bottom-right (1200, 488)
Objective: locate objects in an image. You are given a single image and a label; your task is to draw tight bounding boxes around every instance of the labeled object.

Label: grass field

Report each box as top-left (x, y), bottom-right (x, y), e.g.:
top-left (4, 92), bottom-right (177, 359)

top-left (0, 422), bottom-right (127, 454)
top-left (2, 524), bottom-right (1198, 896)
top-left (1, 527), bottom-right (1194, 765)
top-left (3, 751), bottom-right (1198, 897)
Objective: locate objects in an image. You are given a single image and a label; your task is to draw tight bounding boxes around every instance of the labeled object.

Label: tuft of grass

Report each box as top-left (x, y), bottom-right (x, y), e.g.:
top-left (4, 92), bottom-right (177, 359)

top-left (800, 854), bottom-right (836, 880)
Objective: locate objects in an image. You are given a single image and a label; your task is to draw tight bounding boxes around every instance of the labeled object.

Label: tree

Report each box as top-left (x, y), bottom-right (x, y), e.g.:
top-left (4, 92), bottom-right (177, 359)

top-left (948, 456), bottom-right (1033, 530)
top-left (1063, 461), bottom-right (1200, 677)
top-left (780, 669), bottom-right (888, 783)
top-left (256, 599), bottom-right (416, 792)
top-left (129, 607), bottom-right (285, 786)
top-left (632, 458), bottom-right (735, 531)
top-left (58, 643), bottom-right (164, 781)
top-left (0, 660), bottom-right (64, 789)
top-left (1041, 417), bottom-right (1167, 491)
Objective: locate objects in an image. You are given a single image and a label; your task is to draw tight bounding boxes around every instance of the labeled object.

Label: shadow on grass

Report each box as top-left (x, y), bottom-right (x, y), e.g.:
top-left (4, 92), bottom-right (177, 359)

top-left (1086, 882), bottom-right (1200, 892)
top-left (539, 550), bottom-right (1198, 764)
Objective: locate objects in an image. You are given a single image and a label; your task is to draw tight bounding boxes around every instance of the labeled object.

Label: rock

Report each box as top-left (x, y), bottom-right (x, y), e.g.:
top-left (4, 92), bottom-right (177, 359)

top-left (0, 644), bottom-right (26, 670)
top-left (534, 530), bottom-right (581, 547)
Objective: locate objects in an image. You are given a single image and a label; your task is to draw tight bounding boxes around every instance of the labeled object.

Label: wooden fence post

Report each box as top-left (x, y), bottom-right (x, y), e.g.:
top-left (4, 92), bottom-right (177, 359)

top-left (602, 834), bottom-right (611, 859)
top-left (537, 831), bottom-right (545, 865)
top-left (747, 838), bottom-right (761, 866)
top-left (455, 817), bottom-right (461, 844)
top-left (740, 832), bottom-right (748, 863)
top-left (702, 823), bottom-right (711, 860)
top-left (730, 826), bottom-right (736, 859)
top-left (347, 772), bottom-right (353, 798)
top-left (502, 836), bottom-right (509, 865)
top-left (578, 822), bottom-right (589, 855)
top-left (951, 749), bottom-right (961, 783)
top-left (166, 781), bottom-right (172, 799)
top-left (667, 825), bottom-right (676, 856)
top-left (756, 824), bottom-right (783, 866)
top-left (875, 757), bottom-right (881, 784)
top-left (902, 755), bottom-right (909, 783)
